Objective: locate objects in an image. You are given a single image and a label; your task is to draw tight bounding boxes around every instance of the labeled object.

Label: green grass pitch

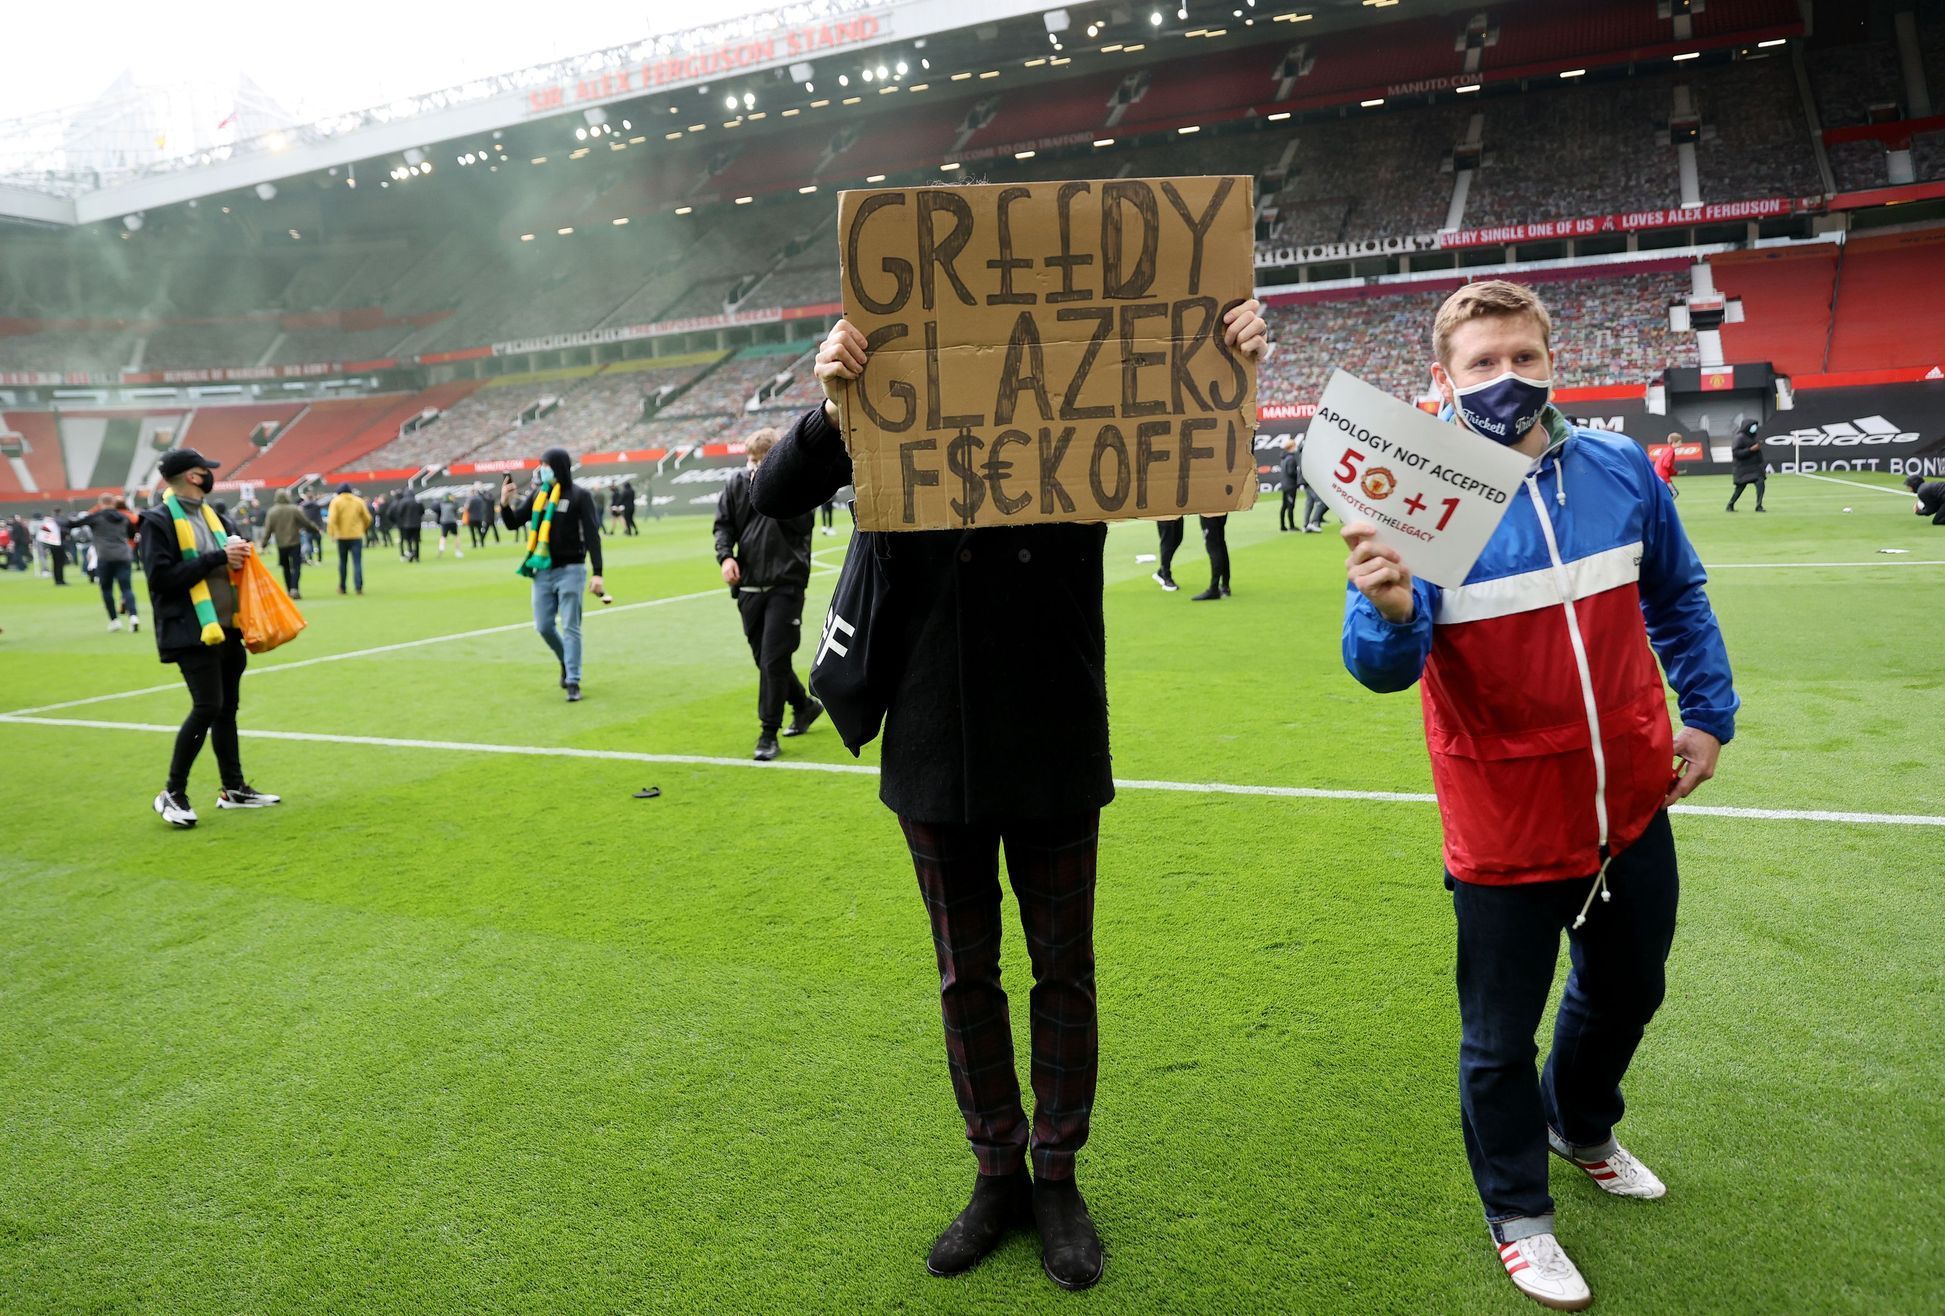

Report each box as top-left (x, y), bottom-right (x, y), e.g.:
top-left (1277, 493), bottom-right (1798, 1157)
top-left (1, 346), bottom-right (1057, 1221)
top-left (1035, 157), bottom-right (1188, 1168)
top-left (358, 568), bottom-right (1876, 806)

top-left (1, 470), bottom-right (1940, 1314)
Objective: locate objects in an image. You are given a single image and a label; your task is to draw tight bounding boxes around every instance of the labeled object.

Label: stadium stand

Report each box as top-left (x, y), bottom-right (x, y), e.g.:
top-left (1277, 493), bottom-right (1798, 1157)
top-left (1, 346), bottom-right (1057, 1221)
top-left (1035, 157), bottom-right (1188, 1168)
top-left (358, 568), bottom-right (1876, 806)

top-left (1826, 138), bottom-right (1890, 193)
top-left (266, 323), bottom-right (416, 366)
top-left (462, 354), bottom-right (732, 462)
top-left (1807, 39), bottom-right (1906, 127)
top-left (237, 382), bottom-right (480, 480)
top-left (1693, 57), bottom-right (1824, 203)
top-left (0, 327), bottom-right (138, 374)
top-left (141, 320), bottom-right (282, 370)
top-left (1257, 268), bottom-right (1696, 407)
top-left (1915, 130), bottom-right (1945, 182)
top-left (1265, 107), bottom-right (1468, 245)
top-left (1709, 243), bottom-right (1839, 378)
top-left (177, 403), bottom-right (309, 474)
top-left (1824, 230), bottom-right (1945, 373)
top-left (0, 412), bottom-right (65, 496)
top-left (1466, 74), bottom-right (1683, 229)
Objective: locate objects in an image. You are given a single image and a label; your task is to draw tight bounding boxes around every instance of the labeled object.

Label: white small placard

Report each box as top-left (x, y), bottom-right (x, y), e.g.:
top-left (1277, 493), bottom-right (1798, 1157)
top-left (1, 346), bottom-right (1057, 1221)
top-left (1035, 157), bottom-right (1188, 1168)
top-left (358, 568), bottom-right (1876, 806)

top-left (1301, 370), bottom-right (1535, 588)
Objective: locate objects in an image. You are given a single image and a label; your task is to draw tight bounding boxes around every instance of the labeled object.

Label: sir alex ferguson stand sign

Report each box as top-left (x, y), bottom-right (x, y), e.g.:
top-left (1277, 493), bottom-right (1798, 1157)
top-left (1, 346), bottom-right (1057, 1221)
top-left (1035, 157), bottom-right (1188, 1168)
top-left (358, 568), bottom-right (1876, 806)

top-left (1301, 370), bottom-right (1532, 588)
top-left (836, 177), bottom-right (1259, 532)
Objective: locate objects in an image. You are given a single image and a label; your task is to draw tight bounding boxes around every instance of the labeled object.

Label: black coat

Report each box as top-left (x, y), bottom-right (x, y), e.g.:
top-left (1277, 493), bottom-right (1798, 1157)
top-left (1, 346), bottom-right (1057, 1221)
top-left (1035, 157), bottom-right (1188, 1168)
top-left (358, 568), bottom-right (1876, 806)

top-left (753, 404), bottom-right (1113, 824)
top-left (136, 503), bottom-right (240, 663)
top-left (714, 467), bottom-right (813, 589)
top-left (1731, 433), bottom-right (1765, 484)
top-left (1278, 453), bottom-right (1302, 492)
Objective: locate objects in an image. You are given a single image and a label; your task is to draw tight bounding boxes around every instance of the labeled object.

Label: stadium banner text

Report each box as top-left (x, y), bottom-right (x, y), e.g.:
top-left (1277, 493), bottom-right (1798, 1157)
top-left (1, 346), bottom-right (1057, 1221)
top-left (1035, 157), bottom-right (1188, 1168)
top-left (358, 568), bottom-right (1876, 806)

top-left (523, 11), bottom-right (893, 117)
top-left (1300, 370), bottom-right (1530, 587)
top-left (837, 176), bottom-right (1259, 532)
top-left (1437, 198), bottom-right (1798, 249)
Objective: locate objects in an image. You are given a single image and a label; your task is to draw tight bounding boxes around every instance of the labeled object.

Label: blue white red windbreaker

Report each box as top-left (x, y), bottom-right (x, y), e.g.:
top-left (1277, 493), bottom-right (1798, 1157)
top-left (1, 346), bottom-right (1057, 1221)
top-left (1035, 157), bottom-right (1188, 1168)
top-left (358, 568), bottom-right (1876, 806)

top-left (1342, 410), bottom-right (1739, 886)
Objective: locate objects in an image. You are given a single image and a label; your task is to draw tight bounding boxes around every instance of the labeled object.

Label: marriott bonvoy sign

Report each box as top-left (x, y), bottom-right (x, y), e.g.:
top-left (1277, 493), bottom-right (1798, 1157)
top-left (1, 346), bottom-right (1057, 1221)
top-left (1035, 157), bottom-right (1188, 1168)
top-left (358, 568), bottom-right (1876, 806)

top-left (522, 11), bottom-right (894, 118)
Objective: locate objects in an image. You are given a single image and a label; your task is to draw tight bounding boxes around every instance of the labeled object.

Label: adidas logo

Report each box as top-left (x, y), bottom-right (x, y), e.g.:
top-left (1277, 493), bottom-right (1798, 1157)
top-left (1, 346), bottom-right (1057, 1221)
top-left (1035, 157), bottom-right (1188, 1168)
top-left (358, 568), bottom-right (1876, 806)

top-left (1762, 416), bottom-right (1920, 447)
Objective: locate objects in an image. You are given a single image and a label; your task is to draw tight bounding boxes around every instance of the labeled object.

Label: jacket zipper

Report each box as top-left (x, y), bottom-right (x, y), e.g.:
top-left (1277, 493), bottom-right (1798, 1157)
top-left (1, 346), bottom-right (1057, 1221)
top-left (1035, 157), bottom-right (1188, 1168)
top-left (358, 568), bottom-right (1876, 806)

top-left (1524, 472), bottom-right (1609, 857)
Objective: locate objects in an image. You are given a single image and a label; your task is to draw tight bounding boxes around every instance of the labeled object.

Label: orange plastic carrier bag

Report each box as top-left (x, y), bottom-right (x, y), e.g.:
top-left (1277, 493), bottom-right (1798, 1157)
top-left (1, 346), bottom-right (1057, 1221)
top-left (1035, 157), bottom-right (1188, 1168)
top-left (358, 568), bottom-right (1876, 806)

top-left (234, 549), bottom-right (308, 653)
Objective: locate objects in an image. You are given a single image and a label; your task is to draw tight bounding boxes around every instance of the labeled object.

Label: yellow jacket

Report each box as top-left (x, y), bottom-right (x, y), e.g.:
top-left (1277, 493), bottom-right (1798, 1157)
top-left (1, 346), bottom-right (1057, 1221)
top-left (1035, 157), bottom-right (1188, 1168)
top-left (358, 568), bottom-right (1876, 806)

top-left (326, 492), bottom-right (372, 540)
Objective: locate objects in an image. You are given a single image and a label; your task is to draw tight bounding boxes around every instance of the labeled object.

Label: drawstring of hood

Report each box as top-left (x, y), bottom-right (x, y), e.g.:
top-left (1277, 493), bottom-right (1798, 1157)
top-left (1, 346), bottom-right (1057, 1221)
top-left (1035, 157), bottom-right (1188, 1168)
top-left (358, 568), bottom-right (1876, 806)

top-left (1521, 424), bottom-right (1616, 928)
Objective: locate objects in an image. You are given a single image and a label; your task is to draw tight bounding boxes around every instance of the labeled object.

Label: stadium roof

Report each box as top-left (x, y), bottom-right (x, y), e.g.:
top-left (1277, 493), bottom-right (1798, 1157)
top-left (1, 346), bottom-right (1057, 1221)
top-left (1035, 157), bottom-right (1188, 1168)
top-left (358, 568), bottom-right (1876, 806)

top-left (0, 0), bottom-right (1491, 228)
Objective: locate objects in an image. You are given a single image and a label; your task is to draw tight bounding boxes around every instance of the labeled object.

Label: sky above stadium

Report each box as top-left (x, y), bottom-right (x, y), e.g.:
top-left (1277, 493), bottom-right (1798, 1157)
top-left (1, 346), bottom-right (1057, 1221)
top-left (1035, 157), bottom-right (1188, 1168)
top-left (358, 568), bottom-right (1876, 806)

top-left (4, 0), bottom-right (788, 127)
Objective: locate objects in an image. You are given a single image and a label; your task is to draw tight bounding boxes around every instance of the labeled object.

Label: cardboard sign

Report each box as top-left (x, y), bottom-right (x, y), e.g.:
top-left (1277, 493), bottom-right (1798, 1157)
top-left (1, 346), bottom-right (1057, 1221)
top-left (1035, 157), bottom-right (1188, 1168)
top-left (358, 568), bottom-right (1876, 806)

top-left (1301, 370), bottom-right (1533, 587)
top-left (837, 177), bottom-right (1258, 532)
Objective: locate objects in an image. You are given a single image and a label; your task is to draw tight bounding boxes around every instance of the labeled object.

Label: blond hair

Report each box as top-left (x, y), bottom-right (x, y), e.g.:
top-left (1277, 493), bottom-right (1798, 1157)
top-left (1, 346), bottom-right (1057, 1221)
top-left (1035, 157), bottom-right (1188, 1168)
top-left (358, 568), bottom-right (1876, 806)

top-left (746, 427), bottom-right (780, 463)
top-left (1433, 279), bottom-right (1553, 366)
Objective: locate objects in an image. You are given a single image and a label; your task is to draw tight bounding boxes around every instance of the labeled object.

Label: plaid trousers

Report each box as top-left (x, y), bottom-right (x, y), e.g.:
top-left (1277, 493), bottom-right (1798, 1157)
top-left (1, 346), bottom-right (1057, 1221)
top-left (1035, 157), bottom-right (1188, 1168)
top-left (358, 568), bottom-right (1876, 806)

top-left (898, 811), bottom-right (1100, 1181)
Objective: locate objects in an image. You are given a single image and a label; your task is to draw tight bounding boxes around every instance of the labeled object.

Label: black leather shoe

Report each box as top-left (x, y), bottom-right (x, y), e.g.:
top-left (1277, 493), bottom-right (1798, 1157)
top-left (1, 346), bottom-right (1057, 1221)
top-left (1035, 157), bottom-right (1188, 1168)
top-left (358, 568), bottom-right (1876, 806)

top-left (1034, 1176), bottom-right (1104, 1290)
top-left (1190, 587), bottom-right (1222, 601)
top-left (926, 1171), bottom-right (1032, 1277)
top-left (753, 735), bottom-right (780, 761)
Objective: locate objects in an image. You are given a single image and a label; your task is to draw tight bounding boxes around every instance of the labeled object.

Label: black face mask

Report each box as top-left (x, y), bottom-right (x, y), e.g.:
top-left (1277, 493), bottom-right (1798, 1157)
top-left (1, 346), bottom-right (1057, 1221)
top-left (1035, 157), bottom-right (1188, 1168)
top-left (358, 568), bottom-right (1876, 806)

top-left (188, 471), bottom-right (214, 494)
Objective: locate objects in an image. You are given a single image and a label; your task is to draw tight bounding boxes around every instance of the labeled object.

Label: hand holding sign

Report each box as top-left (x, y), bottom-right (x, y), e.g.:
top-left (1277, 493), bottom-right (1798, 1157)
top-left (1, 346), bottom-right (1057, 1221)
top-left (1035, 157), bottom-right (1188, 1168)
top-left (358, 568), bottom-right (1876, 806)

top-left (836, 176), bottom-right (1261, 532)
top-left (1300, 370), bottom-right (1534, 588)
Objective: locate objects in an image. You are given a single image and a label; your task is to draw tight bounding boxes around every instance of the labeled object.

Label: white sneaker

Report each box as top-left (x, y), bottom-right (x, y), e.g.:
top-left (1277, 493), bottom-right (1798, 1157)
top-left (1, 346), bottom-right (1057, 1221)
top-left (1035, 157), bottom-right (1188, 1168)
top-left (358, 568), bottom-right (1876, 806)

top-left (1497, 1232), bottom-right (1592, 1311)
top-left (455, 550), bottom-right (464, 559)
top-left (107, 618), bottom-right (121, 632)
top-left (1552, 1138), bottom-right (1667, 1199)
top-left (216, 785), bottom-right (283, 809)
top-left (153, 790), bottom-right (197, 828)
top-left (129, 615), bottom-right (140, 631)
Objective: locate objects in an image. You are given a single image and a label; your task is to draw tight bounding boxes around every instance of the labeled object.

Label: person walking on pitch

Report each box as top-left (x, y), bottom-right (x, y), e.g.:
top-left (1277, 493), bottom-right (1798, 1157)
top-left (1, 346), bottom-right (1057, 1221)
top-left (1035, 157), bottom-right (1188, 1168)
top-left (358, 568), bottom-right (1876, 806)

top-left (327, 483), bottom-right (373, 595)
top-left (1726, 421), bottom-right (1766, 512)
top-left (714, 428), bottom-right (823, 760)
top-left (67, 494), bottom-right (140, 630)
top-left (1340, 281), bottom-right (1737, 1311)
top-left (137, 447), bottom-right (282, 827)
top-left (263, 490), bottom-right (322, 599)
top-left (501, 448), bottom-right (605, 702)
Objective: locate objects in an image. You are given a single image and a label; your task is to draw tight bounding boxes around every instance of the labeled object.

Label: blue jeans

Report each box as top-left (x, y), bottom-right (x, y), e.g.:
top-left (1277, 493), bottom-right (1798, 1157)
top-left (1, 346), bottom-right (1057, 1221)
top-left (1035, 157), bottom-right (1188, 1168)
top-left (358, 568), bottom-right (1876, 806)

top-left (1450, 810), bottom-right (1678, 1243)
top-left (532, 563), bottom-right (586, 683)
top-left (98, 559), bottom-right (137, 621)
top-left (336, 538), bottom-right (363, 592)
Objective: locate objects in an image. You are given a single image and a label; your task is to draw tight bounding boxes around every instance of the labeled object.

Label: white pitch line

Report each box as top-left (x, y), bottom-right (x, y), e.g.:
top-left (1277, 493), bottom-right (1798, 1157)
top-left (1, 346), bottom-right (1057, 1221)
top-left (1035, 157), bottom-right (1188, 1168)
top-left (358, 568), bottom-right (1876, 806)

top-left (1793, 472), bottom-right (1920, 498)
top-left (5, 714), bottom-right (1942, 828)
top-left (1, 581), bottom-right (749, 718)
top-left (1705, 560), bottom-right (1945, 569)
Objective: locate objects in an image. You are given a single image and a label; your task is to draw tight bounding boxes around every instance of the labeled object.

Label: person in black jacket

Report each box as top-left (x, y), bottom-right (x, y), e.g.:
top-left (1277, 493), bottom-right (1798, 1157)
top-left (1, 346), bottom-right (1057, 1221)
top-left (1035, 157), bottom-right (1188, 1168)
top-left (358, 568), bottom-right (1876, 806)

top-left (1726, 420), bottom-right (1766, 512)
top-left (1908, 472), bottom-right (1945, 524)
top-left (500, 447), bottom-right (605, 702)
top-left (1277, 437), bottom-right (1302, 531)
top-left (753, 303), bottom-right (1268, 1292)
top-left (136, 448), bottom-right (282, 827)
top-left (715, 428), bottom-right (823, 760)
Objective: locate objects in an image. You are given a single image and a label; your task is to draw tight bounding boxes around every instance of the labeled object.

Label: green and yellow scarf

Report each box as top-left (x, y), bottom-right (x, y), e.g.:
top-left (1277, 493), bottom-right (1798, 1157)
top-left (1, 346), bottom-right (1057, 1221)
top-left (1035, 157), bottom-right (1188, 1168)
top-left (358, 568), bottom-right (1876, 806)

top-left (517, 481), bottom-right (564, 578)
top-left (164, 491), bottom-right (227, 645)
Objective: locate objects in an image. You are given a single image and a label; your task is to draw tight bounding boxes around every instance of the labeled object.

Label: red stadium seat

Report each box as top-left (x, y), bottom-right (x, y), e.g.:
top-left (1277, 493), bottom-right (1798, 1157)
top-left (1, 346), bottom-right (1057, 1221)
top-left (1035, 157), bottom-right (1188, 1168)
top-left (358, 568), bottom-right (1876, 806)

top-left (1711, 244), bottom-right (1839, 378)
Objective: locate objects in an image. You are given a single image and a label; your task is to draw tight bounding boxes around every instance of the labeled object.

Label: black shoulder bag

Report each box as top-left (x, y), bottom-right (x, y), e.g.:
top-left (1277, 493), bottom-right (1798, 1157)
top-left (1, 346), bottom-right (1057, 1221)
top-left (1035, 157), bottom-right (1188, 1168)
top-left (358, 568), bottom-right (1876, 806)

top-left (809, 513), bottom-right (898, 757)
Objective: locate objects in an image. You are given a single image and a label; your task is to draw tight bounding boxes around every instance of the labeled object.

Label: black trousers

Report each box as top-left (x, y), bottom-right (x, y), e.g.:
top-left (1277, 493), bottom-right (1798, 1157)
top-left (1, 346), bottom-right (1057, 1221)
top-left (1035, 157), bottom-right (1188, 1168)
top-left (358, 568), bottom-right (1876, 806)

top-left (469, 523), bottom-right (487, 548)
top-left (1279, 488), bottom-right (1299, 530)
top-left (400, 527), bottom-right (421, 561)
top-left (277, 545), bottom-right (302, 594)
top-left (1156, 518), bottom-right (1184, 577)
top-left (1452, 811), bottom-right (1678, 1239)
top-left (169, 630), bottom-right (249, 795)
top-left (48, 546), bottom-right (66, 585)
top-left (737, 586), bottom-right (808, 734)
top-left (623, 508), bottom-right (638, 535)
top-left (1727, 476), bottom-right (1765, 509)
top-left (1199, 514), bottom-right (1230, 590)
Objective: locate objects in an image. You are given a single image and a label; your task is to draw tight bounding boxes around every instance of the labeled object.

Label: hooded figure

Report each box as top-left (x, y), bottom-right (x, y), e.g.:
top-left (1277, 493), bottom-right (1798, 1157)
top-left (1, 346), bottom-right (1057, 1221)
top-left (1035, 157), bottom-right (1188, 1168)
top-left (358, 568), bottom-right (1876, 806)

top-left (500, 447), bottom-right (605, 702)
top-left (1727, 420), bottom-right (1766, 512)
